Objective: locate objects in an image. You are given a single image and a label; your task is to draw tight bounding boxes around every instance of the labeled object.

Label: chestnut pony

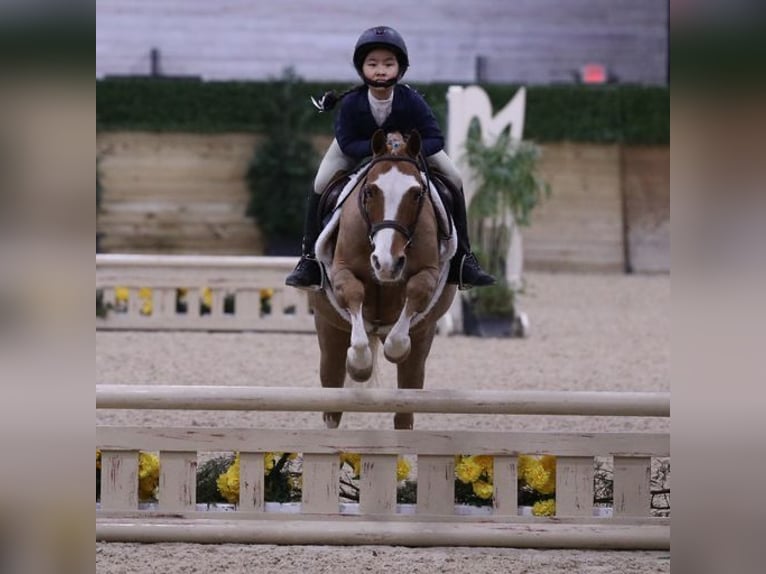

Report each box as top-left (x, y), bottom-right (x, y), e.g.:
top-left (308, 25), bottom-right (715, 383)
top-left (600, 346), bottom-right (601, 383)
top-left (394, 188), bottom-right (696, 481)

top-left (309, 130), bottom-right (457, 429)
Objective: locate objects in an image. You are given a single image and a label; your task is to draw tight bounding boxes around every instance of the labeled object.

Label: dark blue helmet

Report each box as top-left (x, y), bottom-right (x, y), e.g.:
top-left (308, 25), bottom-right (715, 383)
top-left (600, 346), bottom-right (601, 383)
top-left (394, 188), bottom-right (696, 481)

top-left (353, 26), bottom-right (409, 80)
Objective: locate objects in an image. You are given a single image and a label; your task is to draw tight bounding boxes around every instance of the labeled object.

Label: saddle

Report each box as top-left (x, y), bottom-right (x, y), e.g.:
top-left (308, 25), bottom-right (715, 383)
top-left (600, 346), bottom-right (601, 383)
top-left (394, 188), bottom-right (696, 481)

top-left (316, 167), bottom-right (455, 240)
top-left (317, 170), bottom-right (351, 228)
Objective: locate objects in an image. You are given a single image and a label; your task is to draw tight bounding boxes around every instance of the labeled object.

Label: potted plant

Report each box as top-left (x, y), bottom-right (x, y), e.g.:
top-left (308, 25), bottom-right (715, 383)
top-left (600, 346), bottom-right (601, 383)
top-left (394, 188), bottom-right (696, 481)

top-left (460, 119), bottom-right (550, 337)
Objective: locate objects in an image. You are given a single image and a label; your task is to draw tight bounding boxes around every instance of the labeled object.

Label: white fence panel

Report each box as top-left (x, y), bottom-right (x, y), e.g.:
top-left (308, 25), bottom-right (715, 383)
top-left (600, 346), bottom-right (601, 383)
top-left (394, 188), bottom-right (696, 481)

top-left (96, 386), bottom-right (670, 549)
top-left (96, 254), bottom-right (314, 332)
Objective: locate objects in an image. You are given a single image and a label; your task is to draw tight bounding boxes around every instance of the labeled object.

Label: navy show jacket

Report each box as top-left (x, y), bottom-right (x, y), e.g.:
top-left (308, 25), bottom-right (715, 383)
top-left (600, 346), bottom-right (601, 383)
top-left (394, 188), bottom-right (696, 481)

top-left (334, 84), bottom-right (445, 160)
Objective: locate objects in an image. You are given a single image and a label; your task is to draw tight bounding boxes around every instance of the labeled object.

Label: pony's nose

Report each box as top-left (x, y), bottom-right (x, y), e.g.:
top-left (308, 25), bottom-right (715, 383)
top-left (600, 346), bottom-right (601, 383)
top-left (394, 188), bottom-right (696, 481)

top-left (394, 255), bottom-right (406, 275)
top-left (372, 254), bottom-right (381, 270)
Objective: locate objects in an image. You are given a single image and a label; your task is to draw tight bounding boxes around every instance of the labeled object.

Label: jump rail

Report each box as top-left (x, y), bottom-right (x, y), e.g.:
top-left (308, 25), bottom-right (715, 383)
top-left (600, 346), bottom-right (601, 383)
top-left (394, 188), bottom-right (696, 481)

top-left (97, 385), bottom-right (670, 417)
top-left (96, 254), bottom-right (314, 332)
top-left (96, 386), bottom-right (670, 549)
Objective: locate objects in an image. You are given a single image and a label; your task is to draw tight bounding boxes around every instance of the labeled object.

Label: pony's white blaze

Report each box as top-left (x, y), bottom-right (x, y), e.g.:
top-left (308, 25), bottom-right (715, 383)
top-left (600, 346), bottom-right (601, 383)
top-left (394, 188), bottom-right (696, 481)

top-left (369, 168), bottom-right (420, 282)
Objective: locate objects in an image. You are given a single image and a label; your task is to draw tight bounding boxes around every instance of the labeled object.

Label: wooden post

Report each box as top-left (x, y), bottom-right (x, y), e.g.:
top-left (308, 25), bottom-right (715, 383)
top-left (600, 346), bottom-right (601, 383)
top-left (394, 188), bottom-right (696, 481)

top-left (239, 452), bottom-right (265, 512)
top-left (359, 454), bottom-right (398, 514)
top-left (493, 455), bottom-right (518, 516)
top-left (100, 450), bottom-right (139, 511)
top-left (159, 451), bottom-right (197, 511)
top-left (613, 456), bottom-right (651, 516)
top-left (302, 453), bottom-right (339, 514)
top-left (188, 289), bottom-right (200, 320)
top-left (127, 287), bottom-right (141, 319)
top-left (556, 456), bottom-right (594, 516)
top-left (417, 455), bottom-right (454, 515)
top-left (236, 289), bottom-right (261, 322)
top-left (159, 288), bottom-right (176, 320)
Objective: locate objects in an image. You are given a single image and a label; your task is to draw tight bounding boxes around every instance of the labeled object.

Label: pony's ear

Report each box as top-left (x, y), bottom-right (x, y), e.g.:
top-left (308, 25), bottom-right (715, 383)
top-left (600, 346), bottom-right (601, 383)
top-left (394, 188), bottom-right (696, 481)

top-left (371, 130), bottom-right (387, 156)
top-left (406, 130), bottom-right (421, 158)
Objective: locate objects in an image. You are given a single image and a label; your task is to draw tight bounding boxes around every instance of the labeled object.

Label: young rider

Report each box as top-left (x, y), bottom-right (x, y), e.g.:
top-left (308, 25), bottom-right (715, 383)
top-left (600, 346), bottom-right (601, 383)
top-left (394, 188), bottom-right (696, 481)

top-left (285, 25), bottom-right (495, 290)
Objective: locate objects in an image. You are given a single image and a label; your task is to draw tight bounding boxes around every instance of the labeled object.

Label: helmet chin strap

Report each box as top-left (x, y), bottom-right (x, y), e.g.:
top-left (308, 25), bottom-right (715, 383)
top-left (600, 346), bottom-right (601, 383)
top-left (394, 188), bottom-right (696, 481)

top-left (365, 77), bottom-right (398, 88)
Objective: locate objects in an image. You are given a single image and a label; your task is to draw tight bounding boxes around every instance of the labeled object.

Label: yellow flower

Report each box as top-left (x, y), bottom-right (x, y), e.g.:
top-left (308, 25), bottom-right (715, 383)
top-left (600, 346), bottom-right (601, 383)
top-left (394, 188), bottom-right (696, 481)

top-left (532, 498), bottom-right (556, 516)
top-left (114, 287), bottom-right (129, 302)
top-left (138, 451), bottom-right (160, 501)
top-left (112, 287), bottom-right (154, 314)
top-left (473, 455), bottom-right (494, 481)
top-left (538, 455), bottom-right (557, 494)
top-left (540, 454), bottom-right (556, 472)
top-left (396, 457), bottom-right (411, 482)
top-left (518, 455), bottom-right (556, 495)
top-left (138, 288), bottom-right (153, 315)
top-left (518, 454), bottom-right (535, 477)
top-left (455, 456), bottom-right (483, 484)
top-left (259, 288), bottom-right (274, 300)
top-left (216, 453), bottom-right (240, 504)
top-left (202, 287), bottom-right (213, 309)
top-left (472, 480), bottom-right (494, 500)
top-left (523, 460), bottom-right (551, 493)
top-left (340, 452), bottom-right (362, 478)
top-left (265, 452), bottom-right (278, 473)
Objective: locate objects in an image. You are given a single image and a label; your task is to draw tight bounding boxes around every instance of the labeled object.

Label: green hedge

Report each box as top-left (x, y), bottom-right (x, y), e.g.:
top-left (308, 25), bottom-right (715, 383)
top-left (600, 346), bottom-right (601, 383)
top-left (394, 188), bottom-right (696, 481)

top-left (97, 78), bottom-right (668, 145)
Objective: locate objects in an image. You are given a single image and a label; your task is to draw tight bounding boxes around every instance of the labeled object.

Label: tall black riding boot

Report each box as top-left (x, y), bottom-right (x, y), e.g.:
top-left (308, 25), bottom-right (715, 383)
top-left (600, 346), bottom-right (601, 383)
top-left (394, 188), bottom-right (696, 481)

top-left (447, 187), bottom-right (496, 289)
top-left (285, 192), bottom-right (323, 290)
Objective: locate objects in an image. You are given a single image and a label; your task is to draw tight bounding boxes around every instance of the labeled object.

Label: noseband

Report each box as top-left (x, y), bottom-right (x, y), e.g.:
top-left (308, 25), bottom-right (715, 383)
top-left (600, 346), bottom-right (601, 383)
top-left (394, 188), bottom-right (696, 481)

top-left (358, 155), bottom-right (427, 249)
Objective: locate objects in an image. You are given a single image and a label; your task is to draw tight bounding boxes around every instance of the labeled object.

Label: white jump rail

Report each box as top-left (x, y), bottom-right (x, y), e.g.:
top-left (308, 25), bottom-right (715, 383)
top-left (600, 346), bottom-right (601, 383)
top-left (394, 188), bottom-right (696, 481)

top-left (97, 386), bottom-right (669, 417)
top-left (96, 254), bottom-right (314, 332)
top-left (96, 386), bottom-right (670, 549)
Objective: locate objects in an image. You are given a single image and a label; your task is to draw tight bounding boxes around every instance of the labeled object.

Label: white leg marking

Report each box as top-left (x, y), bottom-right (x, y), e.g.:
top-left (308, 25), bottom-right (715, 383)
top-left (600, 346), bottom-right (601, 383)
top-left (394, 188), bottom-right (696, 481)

top-left (384, 303), bottom-right (413, 363)
top-left (347, 307), bottom-right (372, 375)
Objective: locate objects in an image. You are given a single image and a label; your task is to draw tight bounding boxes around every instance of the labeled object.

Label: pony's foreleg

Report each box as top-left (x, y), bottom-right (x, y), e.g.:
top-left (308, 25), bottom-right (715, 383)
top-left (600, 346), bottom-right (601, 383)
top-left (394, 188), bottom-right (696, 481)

top-left (384, 269), bottom-right (438, 364)
top-left (333, 269), bottom-right (373, 382)
top-left (315, 319), bottom-right (350, 429)
top-left (347, 307), bottom-right (373, 382)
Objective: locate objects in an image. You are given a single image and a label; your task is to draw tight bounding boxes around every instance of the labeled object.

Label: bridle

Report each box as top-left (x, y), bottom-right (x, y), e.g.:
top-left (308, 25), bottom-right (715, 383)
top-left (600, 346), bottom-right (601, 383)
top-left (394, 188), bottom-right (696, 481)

top-left (357, 155), bottom-right (427, 249)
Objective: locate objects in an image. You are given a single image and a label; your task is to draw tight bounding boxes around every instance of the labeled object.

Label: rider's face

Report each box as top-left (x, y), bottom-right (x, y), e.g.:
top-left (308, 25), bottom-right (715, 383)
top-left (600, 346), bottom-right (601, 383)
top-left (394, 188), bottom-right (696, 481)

top-left (362, 49), bottom-right (400, 84)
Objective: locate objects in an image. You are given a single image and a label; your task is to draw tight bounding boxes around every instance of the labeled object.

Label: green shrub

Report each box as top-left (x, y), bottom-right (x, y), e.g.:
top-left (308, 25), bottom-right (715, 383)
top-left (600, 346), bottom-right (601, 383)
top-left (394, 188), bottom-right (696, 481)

top-left (244, 69), bottom-right (319, 249)
top-left (97, 80), bottom-right (668, 144)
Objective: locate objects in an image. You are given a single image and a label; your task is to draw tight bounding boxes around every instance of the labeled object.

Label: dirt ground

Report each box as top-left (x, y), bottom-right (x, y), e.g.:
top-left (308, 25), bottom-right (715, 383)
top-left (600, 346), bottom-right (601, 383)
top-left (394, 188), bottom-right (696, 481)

top-left (96, 271), bottom-right (670, 573)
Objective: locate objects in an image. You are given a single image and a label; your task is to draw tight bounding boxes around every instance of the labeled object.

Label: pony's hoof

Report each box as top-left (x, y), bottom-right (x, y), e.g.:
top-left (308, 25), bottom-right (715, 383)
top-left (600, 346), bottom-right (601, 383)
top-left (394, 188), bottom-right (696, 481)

top-left (323, 412), bottom-right (342, 429)
top-left (347, 363), bottom-right (373, 382)
top-left (346, 346), bottom-right (373, 381)
top-left (384, 337), bottom-right (411, 364)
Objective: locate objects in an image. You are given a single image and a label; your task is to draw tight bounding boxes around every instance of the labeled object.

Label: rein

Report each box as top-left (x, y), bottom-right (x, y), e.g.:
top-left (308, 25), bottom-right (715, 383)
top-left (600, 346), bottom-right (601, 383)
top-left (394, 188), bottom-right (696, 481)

top-left (358, 155), bottom-right (427, 249)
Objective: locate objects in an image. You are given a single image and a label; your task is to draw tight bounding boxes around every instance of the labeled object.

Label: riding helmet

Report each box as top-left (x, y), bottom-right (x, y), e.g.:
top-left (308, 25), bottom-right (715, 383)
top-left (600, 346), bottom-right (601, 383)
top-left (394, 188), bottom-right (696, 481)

top-left (352, 26), bottom-right (409, 79)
